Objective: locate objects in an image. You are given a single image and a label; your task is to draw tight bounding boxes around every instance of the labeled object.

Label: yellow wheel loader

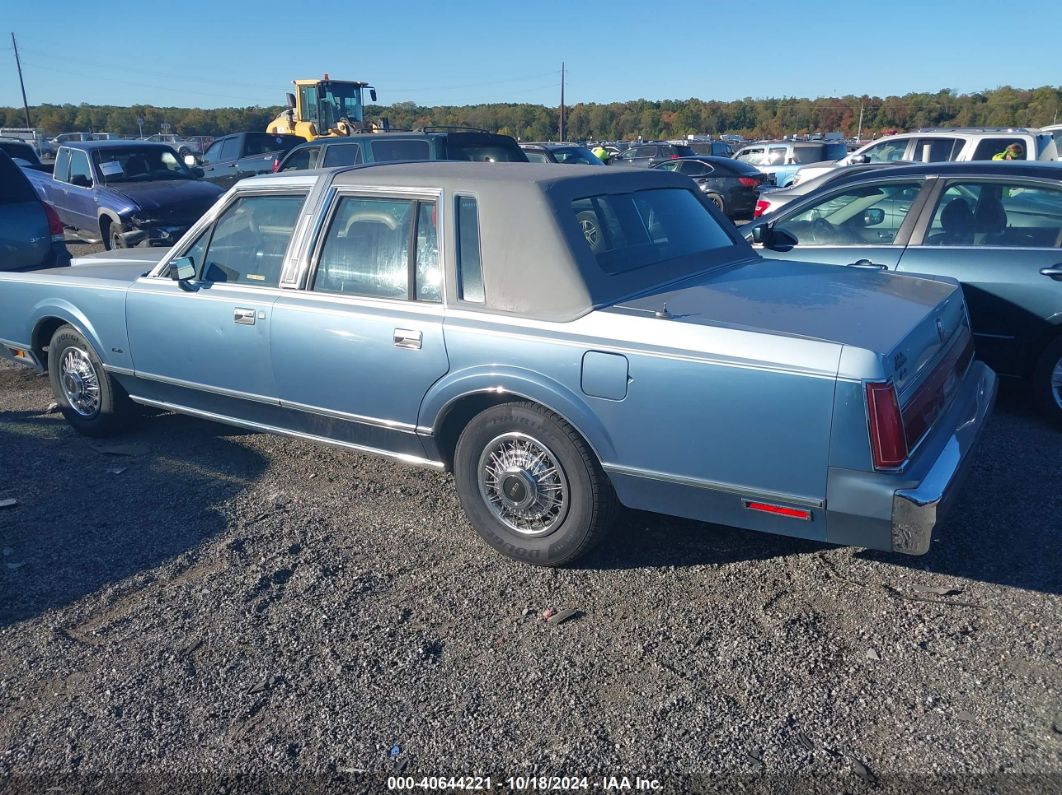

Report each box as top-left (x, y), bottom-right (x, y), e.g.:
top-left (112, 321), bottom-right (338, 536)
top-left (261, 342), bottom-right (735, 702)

top-left (266, 75), bottom-right (378, 141)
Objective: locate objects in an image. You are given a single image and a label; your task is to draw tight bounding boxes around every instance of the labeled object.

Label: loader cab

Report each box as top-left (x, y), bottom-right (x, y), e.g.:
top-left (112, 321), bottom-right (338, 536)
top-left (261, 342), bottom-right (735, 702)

top-left (283, 78), bottom-right (377, 141)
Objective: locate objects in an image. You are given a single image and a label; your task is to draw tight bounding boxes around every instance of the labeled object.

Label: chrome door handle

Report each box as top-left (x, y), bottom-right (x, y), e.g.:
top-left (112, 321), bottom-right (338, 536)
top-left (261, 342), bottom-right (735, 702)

top-left (847, 259), bottom-right (887, 270)
top-left (234, 307), bottom-right (256, 325)
top-left (393, 328), bottom-right (422, 350)
top-left (1039, 266), bottom-right (1062, 280)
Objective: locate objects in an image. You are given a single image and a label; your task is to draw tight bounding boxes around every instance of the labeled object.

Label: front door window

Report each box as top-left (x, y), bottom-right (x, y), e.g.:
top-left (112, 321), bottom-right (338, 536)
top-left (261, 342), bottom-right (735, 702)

top-left (775, 182), bottom-right (922, 246)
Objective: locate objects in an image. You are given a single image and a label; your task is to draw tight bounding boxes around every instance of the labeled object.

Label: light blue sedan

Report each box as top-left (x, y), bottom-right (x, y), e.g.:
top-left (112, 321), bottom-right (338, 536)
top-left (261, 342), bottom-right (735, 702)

top-left (0, 162), bottom-right (996, 566)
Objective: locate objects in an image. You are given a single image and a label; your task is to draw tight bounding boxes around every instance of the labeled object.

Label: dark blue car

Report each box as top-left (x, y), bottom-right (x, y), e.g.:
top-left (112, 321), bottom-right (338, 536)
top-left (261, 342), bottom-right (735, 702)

top-left (23, 141), bottom-right (224, 250)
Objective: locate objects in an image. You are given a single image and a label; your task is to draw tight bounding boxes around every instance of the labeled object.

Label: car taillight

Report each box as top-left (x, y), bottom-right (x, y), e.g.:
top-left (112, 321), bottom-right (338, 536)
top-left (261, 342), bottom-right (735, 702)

top-left (271, 157), bottom-right (281, 173)
top-left (866, 382), bottom-right (908, 470)
top-left (738, 176), bottom-right (760, 188)
top-left (754, 199), bottom-right (771, 218)
top-left (43, 203), bottom-right (64, 242)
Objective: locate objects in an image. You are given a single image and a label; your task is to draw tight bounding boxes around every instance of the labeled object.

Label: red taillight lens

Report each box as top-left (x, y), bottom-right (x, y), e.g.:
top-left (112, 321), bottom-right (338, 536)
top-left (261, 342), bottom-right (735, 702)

top-left (43, 203), bottom-right (64, 241)
top-left (866, 382), bottom-right (908, 470)
top-left (738, 176), bottom-right (759, 188)
top-left (271, 157), bottom-right (281, 173)
top-left (754, 199), bottom-right (771, 218)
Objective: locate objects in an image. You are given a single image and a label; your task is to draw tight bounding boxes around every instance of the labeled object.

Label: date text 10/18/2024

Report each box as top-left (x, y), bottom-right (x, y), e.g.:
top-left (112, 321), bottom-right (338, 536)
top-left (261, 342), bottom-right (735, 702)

top-left (386, 775), bottom-right (663, 791)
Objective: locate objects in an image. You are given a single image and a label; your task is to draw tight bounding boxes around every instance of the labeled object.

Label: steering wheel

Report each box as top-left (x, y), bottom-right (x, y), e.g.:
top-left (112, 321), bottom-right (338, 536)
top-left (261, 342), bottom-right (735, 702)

top-left (810, 217), bottom-right (834, 244)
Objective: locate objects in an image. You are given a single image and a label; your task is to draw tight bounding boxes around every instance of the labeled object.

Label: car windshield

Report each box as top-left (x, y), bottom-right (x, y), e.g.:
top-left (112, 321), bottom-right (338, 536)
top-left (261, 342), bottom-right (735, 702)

top-left (95, 147), bottom-right (193, 183)
top-left (571, 188), bottom-right (734, 274)
top-left (318, 82), bottom-right (363, 131)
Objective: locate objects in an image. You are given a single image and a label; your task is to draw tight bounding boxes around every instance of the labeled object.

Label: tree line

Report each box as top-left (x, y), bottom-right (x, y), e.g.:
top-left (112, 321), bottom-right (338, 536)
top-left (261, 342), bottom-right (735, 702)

top-left (2, 86), bottom-right (1058, 142)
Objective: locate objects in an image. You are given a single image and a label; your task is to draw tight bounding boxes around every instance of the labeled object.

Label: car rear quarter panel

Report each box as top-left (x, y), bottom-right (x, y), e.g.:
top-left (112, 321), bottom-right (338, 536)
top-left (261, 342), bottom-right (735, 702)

top-left (428, 310), bottom-right (844, 543)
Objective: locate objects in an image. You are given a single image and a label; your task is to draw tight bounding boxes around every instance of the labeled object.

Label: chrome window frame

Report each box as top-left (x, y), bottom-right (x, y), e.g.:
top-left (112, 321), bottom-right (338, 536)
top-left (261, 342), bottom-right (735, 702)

top-left (301, 184), bottom-right (447, 305)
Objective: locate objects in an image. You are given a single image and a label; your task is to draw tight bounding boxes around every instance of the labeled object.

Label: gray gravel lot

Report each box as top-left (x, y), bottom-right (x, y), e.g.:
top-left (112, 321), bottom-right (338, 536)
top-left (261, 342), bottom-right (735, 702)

top-left (0, 239), bottom-right (1059, 793)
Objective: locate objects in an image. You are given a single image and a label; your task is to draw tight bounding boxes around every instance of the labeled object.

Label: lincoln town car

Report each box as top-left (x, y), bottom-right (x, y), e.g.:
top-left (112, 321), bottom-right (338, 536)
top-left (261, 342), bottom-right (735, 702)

top-left (0, 163), bottom-right (997, 566)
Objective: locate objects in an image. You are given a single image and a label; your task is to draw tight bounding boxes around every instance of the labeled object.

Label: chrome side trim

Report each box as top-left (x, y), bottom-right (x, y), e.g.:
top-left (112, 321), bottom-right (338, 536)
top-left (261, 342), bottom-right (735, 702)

top-left (127, 395), bottom-right (445, 469)
top-left (279, 398), bottom-right (418, 433)
top-left (133, 371), bottom-right (277, 405)
top-left (102, 364), bottom-right (135, 377)
top-left (602, 462), bottom-right (824, 509)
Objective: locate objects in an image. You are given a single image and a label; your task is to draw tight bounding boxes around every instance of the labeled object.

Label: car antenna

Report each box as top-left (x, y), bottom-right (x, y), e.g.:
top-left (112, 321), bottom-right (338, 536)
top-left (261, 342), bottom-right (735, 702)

top-left (655, 303), bottom-right (672, 319)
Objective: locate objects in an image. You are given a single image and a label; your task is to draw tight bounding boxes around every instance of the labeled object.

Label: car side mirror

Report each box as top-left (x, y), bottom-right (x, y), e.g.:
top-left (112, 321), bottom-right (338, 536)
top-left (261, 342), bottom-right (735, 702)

top-left (849, 154), bottom-right (868, 165)
top-left (369, 88), bottom-right (377, 102)
top-left (169, 256), bottom-right (196, 285)
top-left (751, 225), bottom-right (767, 245)
top-left (863, 207), bottom-right (885, 226)
top-left (285, 92), bottom-right (296, 109)
top-left (769, 228), bottom-right (798, 250)
top-left (70, 174), bottom-right (91, 188)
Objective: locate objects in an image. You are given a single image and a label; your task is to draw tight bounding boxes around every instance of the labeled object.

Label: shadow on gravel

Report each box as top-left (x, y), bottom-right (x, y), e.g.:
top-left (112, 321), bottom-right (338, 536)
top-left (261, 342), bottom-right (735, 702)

top-left (579, 510), bottom-right (826, 571)
top-left (856, 385), bottom-right (1062, 595)
top-left (0, 411), bottom-right (267, 627)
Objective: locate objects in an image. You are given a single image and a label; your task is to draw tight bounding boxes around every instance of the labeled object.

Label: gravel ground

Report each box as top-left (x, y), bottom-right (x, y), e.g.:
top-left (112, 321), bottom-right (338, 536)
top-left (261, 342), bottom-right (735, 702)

top-left (0, 242), bottom-right (1060, 793)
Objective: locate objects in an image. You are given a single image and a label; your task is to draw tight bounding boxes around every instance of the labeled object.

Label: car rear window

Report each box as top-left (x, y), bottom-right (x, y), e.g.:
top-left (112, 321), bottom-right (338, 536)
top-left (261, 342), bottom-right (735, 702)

top-left (0, 152), bottom-right (40, 204)
top-left (571, 188), bottom-right (733, 274)
top-left (370, 139), bottom-right (432, 162)
top-left (0, 141), bottom-right (39, 164)
top-left (445, 134), bottom-right (528, 162)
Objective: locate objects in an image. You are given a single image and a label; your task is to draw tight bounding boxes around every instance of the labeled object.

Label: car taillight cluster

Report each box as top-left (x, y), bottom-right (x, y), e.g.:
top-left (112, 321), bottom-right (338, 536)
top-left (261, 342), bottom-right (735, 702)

top-left (754, 199), bottom-right (771, 218)
top-left (271, 157), bottom-right (281, 173)
top-left (866, 381), bottom-right (907, 470)
top-left (738, 177), bottom-right (760, 188)
top-left (43, 203), bottom-right (64, 242)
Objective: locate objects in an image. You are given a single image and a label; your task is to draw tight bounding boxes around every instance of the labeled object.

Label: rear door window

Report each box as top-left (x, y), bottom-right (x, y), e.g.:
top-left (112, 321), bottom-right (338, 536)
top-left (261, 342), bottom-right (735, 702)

top-left (322, 144), bottom-right (363, 167)
top-left (924, 182), bottom-right (1062, 248)
top-left (970, 138), bottom-right (1025, 161)
top-left (678, 161), bottom-right (712, 176)
top-left (910, 137), bottom-right (961, 162)
top-left (313, 196), bottom-right (413, 299)
top-left (861, 139), bottom-right (910, 163)
top-left (370, 139), bottom-right (432, 162)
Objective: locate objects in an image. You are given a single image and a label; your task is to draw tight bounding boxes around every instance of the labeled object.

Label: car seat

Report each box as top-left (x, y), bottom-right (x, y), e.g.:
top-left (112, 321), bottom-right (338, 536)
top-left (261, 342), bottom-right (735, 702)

top-left (123, 155), bottom-right (149, 177)
top-left (927, 198), bottom-right (974, 246)
top-left (973, 197), bottom-right (1007, 244)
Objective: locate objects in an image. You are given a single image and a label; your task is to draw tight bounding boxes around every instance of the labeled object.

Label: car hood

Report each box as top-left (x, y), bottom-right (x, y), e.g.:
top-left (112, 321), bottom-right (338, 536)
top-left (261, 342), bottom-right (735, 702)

top-left (107, 179), bottom-right (223, 221)
top-left (611, 257), bottom-right (960, 356)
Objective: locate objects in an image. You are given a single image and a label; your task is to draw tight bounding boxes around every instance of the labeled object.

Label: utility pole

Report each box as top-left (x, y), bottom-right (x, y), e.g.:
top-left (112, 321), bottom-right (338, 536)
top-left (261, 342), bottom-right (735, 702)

top-left (559, 62), bottom-right (565, 142)
top-left (11, 32), bottom-right (32, 128)
top-left (856, 103), bottom-right (864, 141)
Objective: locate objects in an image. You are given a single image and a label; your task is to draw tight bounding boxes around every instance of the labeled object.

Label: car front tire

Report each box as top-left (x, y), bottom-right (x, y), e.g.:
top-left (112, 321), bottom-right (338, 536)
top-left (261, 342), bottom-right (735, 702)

top-left (47, 325), bottom-right (132, 437)
top-left (454, 402), bottom-right (617, 566)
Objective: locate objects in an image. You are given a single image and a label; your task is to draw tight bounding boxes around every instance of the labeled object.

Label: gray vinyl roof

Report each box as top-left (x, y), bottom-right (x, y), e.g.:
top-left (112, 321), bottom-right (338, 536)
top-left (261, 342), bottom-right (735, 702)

top-left (325, 162), bottom-right (750, 321)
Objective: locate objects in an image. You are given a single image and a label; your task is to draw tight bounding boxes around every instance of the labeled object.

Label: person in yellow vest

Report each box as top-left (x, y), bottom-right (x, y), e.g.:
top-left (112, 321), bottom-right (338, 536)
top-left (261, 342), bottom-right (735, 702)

top-left (992, 143), bottom-right (1024, 160)
top-left (591, 144), bottom-right (610, 164)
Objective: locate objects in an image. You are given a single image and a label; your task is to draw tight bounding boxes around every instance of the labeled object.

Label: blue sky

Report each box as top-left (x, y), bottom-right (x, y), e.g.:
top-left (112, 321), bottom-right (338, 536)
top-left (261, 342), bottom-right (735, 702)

top-left (2, 0), bottom-right (1054, 109)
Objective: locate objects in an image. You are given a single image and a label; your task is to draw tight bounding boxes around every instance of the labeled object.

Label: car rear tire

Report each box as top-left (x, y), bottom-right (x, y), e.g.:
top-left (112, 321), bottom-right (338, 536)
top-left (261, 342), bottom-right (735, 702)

top-left (706, 193), bottom-right (727, 215)
top-left (454, 402), bottom-right (617, 566)
top-left (47, 325), bottom-right (133, 437)
top-left (1032, 335), bottom-right (1062, 426)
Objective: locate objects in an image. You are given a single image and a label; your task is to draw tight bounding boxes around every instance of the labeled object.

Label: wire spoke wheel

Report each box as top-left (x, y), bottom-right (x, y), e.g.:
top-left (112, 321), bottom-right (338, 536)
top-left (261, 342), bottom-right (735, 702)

top-left (59, 347), bottom-right (101, 417)
top-left (477, 432), bottom-right (570, 537)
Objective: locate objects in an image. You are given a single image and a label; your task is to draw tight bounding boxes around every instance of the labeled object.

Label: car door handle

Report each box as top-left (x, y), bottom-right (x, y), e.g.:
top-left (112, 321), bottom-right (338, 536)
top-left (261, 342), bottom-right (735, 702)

top-left (847, 259), bottom-right (887, 270)
top-left (1039, 266), bottom-right (1062, 280)
top-left (393, 328), bottom-right (422, 350)
top-left (234, 308), bottom-right (256, 325)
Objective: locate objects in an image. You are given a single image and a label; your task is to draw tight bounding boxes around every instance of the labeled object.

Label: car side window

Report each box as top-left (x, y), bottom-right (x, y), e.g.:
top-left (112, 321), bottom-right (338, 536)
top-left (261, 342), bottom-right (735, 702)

top-left (523, 149), bottom-right (548, 163)
top-left (322, 144), bottom-right (362, 167)
top-left (775, 182), bottom-right (922, 246)
top-left (656, 161), bottom-right (680, 172)
top-left (281, 146), bottom-right (321, 171)
top-left (767, 147), bottom-right (787, 165)
top-left (53, 149), bottom-right (71, 182)
top-left (201, 140), bottom-right (224, 165)
top-left (924, 182), bottom-right (1062, 248)
top-left (370, 139), bottom-right (432, 162)
top-left (218, 138), bottom-right (240, 162)
top-left (313, 196), bottom-right (413, 299)
top-left (68, 150), bottom-right (93, 186)
top-left (197, 194), bottom-right (307, 287)
top-left (415, 202), bottom-right (441, 302)
top-left (910, 137), bottom-right (961, 162)
top-left (679, 161), bottom-right (711, 176)
top-left (970, 138), bottom-right (1024, 161)
top-left (455, 195), bottom-right (484, 303)
top-left (861, 140), bottom-right (909, 163)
